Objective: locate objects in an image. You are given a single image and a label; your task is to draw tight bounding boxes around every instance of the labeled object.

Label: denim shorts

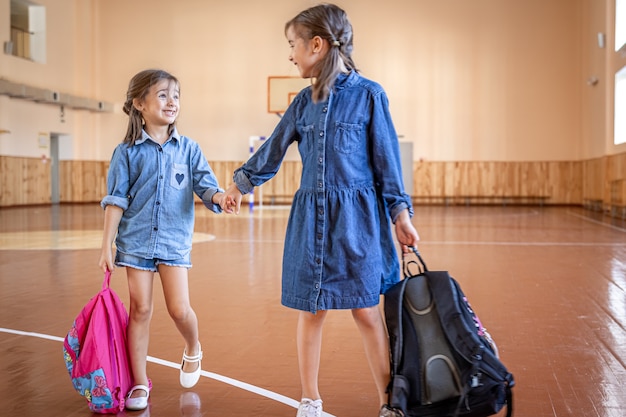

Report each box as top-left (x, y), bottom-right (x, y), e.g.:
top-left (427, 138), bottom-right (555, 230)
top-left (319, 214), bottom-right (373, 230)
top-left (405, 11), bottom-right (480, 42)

top-left (115, 251), bottom-right (192, 272)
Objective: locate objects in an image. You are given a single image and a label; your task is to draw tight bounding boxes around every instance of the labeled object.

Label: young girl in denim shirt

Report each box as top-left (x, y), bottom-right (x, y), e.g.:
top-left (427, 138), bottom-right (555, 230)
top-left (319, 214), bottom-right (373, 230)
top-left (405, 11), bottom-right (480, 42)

top-left (222, 5), bottom-right (419, 416)
top-left (99, 69), bottom-right (225, 411)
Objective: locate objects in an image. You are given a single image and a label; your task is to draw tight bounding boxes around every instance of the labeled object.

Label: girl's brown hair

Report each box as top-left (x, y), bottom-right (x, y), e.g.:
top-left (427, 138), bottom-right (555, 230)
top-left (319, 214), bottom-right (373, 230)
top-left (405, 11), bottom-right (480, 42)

top-left (285, 3), bottom-right (357, 103)
top-left (122, 69), bottom-right (179, 145)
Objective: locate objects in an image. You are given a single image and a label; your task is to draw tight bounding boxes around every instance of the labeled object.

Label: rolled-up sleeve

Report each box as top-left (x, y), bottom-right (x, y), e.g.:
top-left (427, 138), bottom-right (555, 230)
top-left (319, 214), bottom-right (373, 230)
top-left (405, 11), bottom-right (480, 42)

top-left (233, 169), bottom-right (255, 195)
top-left (100, 145), bottom-right (131, 211)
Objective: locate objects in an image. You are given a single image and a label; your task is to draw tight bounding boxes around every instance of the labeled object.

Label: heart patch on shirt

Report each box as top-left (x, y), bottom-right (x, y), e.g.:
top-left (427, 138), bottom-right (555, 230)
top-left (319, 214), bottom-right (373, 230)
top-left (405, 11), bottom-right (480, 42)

top-left (175, 173), bottom-right (184, 185)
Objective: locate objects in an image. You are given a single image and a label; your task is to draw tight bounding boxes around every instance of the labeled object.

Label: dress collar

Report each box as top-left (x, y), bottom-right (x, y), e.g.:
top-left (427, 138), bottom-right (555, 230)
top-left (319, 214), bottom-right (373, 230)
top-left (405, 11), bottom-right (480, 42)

top-left (334, 70), bottom-right (358, 90)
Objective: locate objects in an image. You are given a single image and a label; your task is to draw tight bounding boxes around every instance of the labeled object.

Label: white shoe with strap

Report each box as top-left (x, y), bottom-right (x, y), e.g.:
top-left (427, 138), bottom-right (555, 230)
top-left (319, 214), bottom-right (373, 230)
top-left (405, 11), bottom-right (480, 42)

top-left (379, 404), bottom-right (404, 417)
top-left (179, 343), bottom-right (203, 388)
top-left (125, 384), bottom-right (150, 411)
top-left (296, 398), bottom-right (323, 417)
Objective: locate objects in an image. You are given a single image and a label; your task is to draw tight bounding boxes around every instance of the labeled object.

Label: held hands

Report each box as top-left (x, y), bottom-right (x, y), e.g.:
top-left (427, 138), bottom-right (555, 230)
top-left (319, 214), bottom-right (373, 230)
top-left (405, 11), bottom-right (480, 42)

top-left (219, 183), bottom-right (243, 214)
top-left (395, 209), bottom-right (420, 253)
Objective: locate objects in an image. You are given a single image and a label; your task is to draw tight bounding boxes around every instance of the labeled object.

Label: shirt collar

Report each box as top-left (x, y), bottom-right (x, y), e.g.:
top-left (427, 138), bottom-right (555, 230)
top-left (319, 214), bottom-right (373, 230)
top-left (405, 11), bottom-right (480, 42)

top-left (135, 126), bottom-right (180, 145)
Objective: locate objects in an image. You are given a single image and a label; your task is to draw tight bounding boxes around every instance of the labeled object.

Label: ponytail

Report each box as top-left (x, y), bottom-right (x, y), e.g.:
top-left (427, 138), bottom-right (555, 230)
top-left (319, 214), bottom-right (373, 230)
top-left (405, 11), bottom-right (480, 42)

top-left (122, 101), bottom-right (144, 146)
top-left (286, 4), bottom-right (357, 103)
top-left (122, 69), bottom-right (179, 145)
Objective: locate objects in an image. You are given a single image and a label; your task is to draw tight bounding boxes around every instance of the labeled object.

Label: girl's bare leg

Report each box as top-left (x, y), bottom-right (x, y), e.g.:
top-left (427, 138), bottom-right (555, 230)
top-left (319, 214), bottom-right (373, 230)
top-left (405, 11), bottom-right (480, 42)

top-left (159, 265), bottom-right (200, 372)
top-left (297, 310), bottom-right (327, 400)
top-left (352, 306), bottom-right (390, 406)
top-left (126, 267), bottom-right (155, 396)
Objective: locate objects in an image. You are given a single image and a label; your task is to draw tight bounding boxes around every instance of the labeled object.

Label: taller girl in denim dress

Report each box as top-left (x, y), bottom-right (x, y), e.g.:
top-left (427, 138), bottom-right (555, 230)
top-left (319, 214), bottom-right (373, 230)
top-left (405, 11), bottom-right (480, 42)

top-left (99, 69), bottom-right (225, 411)
top-left (223, 4), bottom-right (419, 417)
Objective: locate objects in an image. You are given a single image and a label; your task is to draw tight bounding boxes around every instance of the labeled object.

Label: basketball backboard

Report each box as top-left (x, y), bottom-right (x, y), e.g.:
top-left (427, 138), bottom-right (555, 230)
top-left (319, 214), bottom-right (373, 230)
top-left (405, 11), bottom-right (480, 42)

top-left (267, 76), bottom-right (310, 114)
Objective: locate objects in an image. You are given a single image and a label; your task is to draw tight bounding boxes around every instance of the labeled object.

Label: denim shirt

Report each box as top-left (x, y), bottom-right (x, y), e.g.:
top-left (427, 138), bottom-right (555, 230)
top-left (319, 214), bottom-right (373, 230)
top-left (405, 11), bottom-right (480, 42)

top-left (101, 128), bottom-right (223, 260)
top-left (234, 71), bottom-right (413, 313)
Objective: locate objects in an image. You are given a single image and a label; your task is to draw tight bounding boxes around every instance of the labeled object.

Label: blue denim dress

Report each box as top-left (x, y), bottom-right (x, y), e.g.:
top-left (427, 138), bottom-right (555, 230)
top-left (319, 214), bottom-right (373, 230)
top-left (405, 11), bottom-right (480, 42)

top-left (101, 128), bottom-right (223, 262)
top-left (234, 71), bottom-right (413, 313)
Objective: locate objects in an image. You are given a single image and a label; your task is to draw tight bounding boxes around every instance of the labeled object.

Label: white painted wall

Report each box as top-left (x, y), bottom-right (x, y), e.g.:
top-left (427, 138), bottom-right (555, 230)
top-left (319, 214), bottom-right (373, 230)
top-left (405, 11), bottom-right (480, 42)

top-left (0, 0), bottom-right (624, 162)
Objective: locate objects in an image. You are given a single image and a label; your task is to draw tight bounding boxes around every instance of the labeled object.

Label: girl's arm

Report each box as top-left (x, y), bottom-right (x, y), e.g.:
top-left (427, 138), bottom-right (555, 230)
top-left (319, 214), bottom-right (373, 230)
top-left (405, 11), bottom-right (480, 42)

top-left (232, 92), bottom-right (303, 195)
top-left (99, 205), bottom-right (123, 273)
top-left (368, 89), bottom-right (420, 250)
top-left (190, 142), bottom-right (224, 213)
top-left (369, 90), bottom-right (413, 222)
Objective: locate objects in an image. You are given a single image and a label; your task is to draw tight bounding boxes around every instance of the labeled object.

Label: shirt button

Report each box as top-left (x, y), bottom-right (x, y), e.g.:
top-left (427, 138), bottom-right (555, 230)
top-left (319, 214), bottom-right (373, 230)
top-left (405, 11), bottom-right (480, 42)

top-left (153, 227), bottom-right (158, 231)
top-left (319, 132), bottom-right (324, 137)
top-left (315, 283), bottom-right (320, 289)
top-left (318, 208), bottom-right (324, 215)
top-left (156, 201), bottom-right (160, 205)
top-left (315, 258), bottom-right (321, 264)
top-left (323, 107), bottom-right (327, 112)
top-left (318, 182), bottom-right (323, 188)
top-left (318, 157), bottom-right (323, 163)
top-left (158, 148), bottom-right (163, 152)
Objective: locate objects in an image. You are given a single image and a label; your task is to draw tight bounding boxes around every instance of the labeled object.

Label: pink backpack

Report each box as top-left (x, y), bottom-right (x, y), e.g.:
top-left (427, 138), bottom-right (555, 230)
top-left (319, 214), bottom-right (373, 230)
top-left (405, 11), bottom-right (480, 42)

top-left (63, 271), bottom-right (133, 413)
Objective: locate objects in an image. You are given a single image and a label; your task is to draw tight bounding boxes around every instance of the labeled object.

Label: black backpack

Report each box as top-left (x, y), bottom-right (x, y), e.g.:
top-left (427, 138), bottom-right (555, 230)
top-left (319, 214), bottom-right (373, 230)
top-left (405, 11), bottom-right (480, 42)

top-left (384, 248), bottom-right (514, 417)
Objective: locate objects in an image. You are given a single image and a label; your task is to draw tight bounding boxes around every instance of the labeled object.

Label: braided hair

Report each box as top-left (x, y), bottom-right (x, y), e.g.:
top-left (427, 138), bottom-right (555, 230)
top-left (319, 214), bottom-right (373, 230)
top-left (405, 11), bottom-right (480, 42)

top-left (122, 69), bottom-right (179, 145)
top-left (285, 3), bottom-right (357, 103)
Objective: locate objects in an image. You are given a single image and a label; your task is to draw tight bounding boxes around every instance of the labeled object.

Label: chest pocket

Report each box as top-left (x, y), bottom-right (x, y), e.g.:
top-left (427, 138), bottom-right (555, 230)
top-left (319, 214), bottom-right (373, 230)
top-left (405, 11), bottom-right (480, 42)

top-left (170, 163), bottom-right (189, 190)
top-left (333, 122), bottom-right (362, 154)
top-left (297, 123), bottom-right (315, 153)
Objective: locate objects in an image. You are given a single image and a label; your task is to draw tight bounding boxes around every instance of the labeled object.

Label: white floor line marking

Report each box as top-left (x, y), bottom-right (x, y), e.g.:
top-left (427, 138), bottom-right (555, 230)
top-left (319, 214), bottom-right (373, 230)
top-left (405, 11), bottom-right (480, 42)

top-left (0, 327), bottom-right (336, 417)
top-left (0, 328), bottom-right (64, 342)
top-left (566, 210), bottom-right (626, 233)
top-left (421, 241), bottom-right (626, 246)
top-left (217, 239), bottom-right (626, 247)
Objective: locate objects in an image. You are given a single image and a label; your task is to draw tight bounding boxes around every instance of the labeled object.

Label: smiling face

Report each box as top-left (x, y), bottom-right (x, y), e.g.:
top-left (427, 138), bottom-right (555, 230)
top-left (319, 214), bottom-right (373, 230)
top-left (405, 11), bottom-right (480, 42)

top-left (286, 24), bottom-right (326, 79)
top-left (134, 79), bottom-right (180, 129)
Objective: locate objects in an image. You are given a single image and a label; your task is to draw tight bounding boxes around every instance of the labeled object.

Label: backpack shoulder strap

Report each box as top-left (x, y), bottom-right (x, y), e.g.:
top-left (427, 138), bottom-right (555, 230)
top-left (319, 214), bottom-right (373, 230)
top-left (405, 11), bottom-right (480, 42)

top-left (384, 277), bottom-right (410, 376)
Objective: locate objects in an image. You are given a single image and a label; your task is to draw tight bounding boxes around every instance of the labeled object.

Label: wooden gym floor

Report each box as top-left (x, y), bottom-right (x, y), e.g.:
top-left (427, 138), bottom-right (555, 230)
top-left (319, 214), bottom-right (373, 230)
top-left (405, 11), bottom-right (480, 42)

top-left (1, 203), bottom-right (626, 417)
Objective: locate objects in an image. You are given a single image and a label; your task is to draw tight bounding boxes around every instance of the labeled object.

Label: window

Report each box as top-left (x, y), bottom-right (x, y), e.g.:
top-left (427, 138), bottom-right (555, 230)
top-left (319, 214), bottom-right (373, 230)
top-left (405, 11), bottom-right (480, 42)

top-left (8, 0), bottom-right (46, 63)
top-left (615, 66), bottom-right (626, 145)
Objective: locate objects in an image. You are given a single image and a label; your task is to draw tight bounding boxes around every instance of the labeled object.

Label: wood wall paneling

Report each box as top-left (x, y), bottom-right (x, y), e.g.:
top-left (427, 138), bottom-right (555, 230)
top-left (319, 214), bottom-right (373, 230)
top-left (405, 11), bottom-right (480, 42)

top-left (547, 161), bottom-right (582, 204)
top-left (582, 157), bottom-right (605, 202)
top-left (1, 153), bottom-right (625, 208)
top-left (0, 156), bottom-right (51, 206)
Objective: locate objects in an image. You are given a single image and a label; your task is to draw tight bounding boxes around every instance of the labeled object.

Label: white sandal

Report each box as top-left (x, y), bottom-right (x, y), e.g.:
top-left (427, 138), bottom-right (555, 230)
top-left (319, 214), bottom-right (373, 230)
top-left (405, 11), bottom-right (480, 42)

top-left (180, 343), bottom-right (203, 388)
top-left (125, 384), bottom-right (150, 411)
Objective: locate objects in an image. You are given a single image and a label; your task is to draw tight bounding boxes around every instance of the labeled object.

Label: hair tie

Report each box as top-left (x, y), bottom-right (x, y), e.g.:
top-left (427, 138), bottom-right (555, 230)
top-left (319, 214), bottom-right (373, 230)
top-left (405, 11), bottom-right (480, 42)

top-left (332, 40), bottom-right (341, 47)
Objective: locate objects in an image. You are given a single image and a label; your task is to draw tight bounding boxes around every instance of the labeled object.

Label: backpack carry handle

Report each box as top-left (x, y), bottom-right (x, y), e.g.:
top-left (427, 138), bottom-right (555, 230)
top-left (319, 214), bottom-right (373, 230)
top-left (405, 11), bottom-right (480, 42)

top-left (102, 270), bottom-right (112, 291)
top-left (403, 246), bottom-right (428, 278)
